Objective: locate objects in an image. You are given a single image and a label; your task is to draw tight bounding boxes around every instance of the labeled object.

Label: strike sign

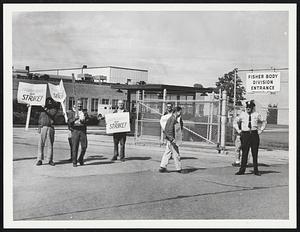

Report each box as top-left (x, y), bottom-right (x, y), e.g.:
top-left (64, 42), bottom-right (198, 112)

top-left (48, 79), bottom-right (68, 123)
top-left (48, 79), bottom-right (66, 102)
top-left (17, 82), bottom-right (47, 106)
top-left (105, 112), bottom-right (130, 134)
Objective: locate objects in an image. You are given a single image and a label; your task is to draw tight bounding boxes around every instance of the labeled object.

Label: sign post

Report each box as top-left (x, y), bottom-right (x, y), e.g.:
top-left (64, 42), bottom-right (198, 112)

top-left (25, 105), bottom-right (32, 131)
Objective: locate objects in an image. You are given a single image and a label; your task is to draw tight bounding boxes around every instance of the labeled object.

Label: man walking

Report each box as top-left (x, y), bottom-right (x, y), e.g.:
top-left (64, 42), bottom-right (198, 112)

top-left (159, 106), bottom-right (183, 173)
top-left (111, 100), bottom-right (128, 162)
top-left (234, 100), bottom-right (267, 176)
top-left (68, 99), bottom-right (89, 167)
top-left (36, 97), bottom-right (59, 166)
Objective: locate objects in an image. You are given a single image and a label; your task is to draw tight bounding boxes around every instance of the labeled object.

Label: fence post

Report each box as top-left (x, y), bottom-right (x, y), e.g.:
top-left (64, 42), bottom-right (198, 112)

top-left (217, 89), bottom-right (222, 145)
top-left (220, 90), bottom-right (227, 153)
top-left (140, 90), bottom-right (145, 138)
top-left (209, 92), bottom-right (214, 141)
top-left (134, 90), bottom-right (140, 144)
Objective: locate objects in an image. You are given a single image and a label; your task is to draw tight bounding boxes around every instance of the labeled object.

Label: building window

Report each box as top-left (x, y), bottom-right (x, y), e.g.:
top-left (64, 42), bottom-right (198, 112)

top-left (80, 98), bottom-right (88, 110)
top-left (112, 99), bottom-right (118, 107)
top-left (102, 99), bottom-right (109, 105)
top-left (69, 97), bottom-right (75, 110)
top-left (91, 98), bottom-right (99, 112)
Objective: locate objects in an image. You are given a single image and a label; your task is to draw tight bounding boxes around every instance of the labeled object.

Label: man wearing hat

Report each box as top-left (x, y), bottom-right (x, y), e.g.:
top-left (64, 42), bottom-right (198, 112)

top-left (36, 97), bottom-right (59, 166)
top-left (233, 100), bottom-right (267, 176)
top-left (68, 99), bottom-right (89, 167)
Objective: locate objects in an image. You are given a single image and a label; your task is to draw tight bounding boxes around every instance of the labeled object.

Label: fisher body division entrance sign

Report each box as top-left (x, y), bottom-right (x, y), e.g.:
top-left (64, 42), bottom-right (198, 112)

top-left (246, 72), bottom-right (280, 93)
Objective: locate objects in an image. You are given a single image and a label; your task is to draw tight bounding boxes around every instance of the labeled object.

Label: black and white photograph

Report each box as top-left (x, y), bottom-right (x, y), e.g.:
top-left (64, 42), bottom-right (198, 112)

top-left (3, 3), bottom-right (297, 229)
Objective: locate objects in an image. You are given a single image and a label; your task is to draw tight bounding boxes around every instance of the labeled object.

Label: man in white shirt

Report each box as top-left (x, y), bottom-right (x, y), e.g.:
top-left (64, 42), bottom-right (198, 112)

top-left (111, 100), bottom-right (128, 162)
top-left (233, 100), bottom-right (267, 176)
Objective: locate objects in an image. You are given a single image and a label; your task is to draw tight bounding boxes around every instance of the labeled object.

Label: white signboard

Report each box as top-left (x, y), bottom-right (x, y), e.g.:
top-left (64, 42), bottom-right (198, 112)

top-left (160, 114), bottom-right (172, 130)
top-left (48, 79), bottom-right (66, 102)
top-left (17, 82), bottom-right (47, 106)
top-left (105, 112), bottom-right (130, 134)
top-left (246, 72), bottom-right (280, 93)
top-left (174, 123), bottom-right (183, 146)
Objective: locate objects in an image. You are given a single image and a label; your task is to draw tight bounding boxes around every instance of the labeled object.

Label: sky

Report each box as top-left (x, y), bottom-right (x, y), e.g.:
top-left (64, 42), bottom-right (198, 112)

top-left (12, 10), bottom-right (289, 89)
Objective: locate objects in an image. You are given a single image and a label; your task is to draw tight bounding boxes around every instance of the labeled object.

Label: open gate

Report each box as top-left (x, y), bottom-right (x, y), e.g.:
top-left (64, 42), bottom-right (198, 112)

top-left (133, 91), bottom-right (228, 151)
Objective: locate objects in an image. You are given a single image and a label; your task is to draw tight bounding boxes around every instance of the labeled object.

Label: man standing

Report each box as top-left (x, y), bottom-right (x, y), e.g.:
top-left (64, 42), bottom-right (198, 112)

top-left (36, 97), bottom-right (59, 166)
top-left (234, 100), bottom-right (267, 176)
top-left (111, 100), bottom-right (128, 162)
top-left (159, 106), bottom-right (183, 173)
top-left (68, 99), bottom-right (89, 167)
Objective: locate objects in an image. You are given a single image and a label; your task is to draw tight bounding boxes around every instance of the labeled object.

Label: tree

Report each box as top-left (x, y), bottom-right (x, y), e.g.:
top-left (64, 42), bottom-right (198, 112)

top-left (215, 69), bottom-right (246, 105)
top-left (193, 83), bottom-right (203, 88)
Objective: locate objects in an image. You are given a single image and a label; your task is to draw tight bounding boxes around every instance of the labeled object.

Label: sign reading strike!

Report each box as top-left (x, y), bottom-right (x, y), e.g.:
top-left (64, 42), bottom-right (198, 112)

top-left (105, 112), bottom-right (130, 134)
top-left (17, 82), bottom-right (47, 106)
top-left (246, 72), bottom-right (280, 93)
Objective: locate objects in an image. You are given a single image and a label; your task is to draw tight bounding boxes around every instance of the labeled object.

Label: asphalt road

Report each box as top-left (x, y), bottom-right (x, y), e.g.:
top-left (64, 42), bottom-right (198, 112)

top-left (12, 127), bottom-right (289, 222)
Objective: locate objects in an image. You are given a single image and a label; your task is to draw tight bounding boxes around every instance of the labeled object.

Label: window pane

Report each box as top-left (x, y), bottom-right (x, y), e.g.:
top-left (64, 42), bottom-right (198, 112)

top-left (91, 98), bottom-right (98, 112)
top-left (102, 99), bottom-right (109, 105)
top-left (69, 97), bottom-right (75, 110)
top-left (80, 98), bottom-right (88, 110)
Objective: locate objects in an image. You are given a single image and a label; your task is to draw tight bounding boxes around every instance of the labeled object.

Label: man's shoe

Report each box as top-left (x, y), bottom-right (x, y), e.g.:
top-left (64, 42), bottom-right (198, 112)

top-left (73, 163), bottom-right (77, 167)
top-left (254, 171), bottom-right (261, 176)
top-left (235, 171), bottom-right (245, 175)
top-left (120, 158), bottom-right (126, 162)
top-left (78, 160), bottom-right (84, 165)
top-left (159, 167), bottom-right (167, 173)
top-left (36, 160), bottom-right (42, 166)
top-left (232, 162), bottom-right (240, 167)
top-left (48, 161), bottom-right (55, 166)
top-left (111, 157), bottom-right (117, 161)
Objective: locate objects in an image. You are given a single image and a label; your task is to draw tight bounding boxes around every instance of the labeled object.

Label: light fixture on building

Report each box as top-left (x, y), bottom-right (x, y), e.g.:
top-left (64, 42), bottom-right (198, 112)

top-left (25, 66), bottom-right (30, 72)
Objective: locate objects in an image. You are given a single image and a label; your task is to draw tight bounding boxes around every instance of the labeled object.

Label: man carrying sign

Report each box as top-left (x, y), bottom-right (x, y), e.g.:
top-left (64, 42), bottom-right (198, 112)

top-left (159, 106), bottom-right (184, 173)
top-left (111, 100), bottom-right (128, 162)
top-left (36, 97), bottom-right (59, 166)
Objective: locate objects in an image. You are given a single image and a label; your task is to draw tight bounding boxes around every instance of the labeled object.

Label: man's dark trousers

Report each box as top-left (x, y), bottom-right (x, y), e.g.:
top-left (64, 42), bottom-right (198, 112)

top-left (72, 129), bottom-right (87, 164)
top-left (113, 133), bottom-right (126, 159)
top-left (68, 137), bottom-right (73, 159)
top-left (239, 130), bottom-right (260, 173)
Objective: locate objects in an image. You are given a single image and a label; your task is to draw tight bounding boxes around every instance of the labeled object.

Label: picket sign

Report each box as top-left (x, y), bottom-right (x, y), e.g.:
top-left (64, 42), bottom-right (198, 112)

top-left (174, 122), bottom-right (183, 146)
top-left (48, 79), bottom-right (68, 123)
top-left (160, 114), bottom-right (183, 146)
top-left (105, 112), bottom-right (130, 134)
top-left (17, 82), bottom-right (47, 130)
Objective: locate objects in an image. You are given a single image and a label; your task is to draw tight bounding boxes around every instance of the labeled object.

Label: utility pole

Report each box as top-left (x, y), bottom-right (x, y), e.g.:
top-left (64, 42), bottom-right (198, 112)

top-left (233, 68), bottom-right (237, 118)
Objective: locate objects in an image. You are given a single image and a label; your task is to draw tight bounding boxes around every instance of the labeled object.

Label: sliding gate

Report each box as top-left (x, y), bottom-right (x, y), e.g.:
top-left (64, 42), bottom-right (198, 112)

top-left (134, 91), bottom-right (228, 151)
